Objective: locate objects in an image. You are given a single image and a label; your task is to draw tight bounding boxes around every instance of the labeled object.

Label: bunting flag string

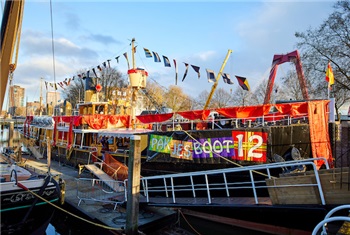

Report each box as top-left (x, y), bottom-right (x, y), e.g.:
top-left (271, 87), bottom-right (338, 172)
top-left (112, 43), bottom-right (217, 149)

top-left (49, 42), bottom-right (239, 92)
top-left (182, 63), bottom-right (189, 82)
top-left (235, 75), bottom-right (250, 91)
top-left (191, 65), bottom-right (200, 79)
top-left (173, 59), bottom-right (178, 85)
top-left (206, 69), bottom-right (216, 83)
top-left (222, 73), bottom-right (234, 85)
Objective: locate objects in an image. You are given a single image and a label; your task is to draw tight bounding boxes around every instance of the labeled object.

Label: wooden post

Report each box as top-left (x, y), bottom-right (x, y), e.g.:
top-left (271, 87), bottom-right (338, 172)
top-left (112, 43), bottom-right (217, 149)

top-left (9, 121), bottom-right (14, 148)
top-left (125, 135), bottom-right (141, 235)
top-left (46, 137), bottom-right (51, 174)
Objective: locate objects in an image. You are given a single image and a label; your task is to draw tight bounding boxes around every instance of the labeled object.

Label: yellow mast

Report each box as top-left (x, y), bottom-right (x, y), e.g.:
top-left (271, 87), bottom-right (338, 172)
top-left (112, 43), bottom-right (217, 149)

top-left (203, 49), bottom-right (232, 110)
top-left (0, 0), bottom-right (25, 111)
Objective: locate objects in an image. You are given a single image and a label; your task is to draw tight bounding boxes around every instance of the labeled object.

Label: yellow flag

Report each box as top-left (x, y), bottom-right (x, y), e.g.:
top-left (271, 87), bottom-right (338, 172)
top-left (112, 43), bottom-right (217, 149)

top-left (325, 62), bottom-right (334, 86)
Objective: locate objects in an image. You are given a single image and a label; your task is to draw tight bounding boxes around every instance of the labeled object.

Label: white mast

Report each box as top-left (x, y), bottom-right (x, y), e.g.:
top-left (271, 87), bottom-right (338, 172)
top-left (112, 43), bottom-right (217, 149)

top-left (39, 78), bottom-right (43, 116)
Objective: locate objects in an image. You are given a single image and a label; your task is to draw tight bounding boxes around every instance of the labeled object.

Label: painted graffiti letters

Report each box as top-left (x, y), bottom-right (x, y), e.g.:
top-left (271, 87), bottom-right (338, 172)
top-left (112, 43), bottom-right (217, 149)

top-left (148, 130), bottom-right (268, 162)
top-left (232, 131), bottom-right (267, 162)
top-left (170, 140), bottom-right (193, 160)
top-left (149, 134), bottom-right (172, 153)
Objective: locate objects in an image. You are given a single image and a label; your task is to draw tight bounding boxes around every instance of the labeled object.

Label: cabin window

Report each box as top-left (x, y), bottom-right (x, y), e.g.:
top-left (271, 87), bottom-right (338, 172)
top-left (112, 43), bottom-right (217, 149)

top-left (75, 133), bottom-right (82, 146)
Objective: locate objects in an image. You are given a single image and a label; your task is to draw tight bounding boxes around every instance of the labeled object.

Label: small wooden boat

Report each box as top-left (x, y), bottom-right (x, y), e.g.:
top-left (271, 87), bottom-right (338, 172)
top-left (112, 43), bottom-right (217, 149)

top-left (0, 153), bottom-right (65, 234)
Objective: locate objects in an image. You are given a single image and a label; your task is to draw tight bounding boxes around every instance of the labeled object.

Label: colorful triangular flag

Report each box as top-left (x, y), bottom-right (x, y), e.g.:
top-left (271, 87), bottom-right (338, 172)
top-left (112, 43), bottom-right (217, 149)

top-left (174, 59), bottom-right (178, 85)
top-left (144, 48), bottom-right (152, 58)
top-left (222, 73), bottom-right (234, 85)
top-left (191, 65), bottom-right (200, 79)
top-left (235, 75), bottom-right (250, 91)
top-left (206, 69), bottom-right (216, 83)
top-left (123, 52), bottom-right (130, 69)
top-left (182, 63), bottom-right (189, 82)
top-left (92, 68), bottom-right (98, 78)
top-left (163, 55), bottom-right (171, 67)
top-left (152, 52), bottom-right (161, 62)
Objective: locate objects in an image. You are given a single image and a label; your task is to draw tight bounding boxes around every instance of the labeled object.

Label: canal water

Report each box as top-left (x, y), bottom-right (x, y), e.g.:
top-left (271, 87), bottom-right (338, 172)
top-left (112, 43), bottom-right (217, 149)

top-left (1, 127), bottom-right (272, 235)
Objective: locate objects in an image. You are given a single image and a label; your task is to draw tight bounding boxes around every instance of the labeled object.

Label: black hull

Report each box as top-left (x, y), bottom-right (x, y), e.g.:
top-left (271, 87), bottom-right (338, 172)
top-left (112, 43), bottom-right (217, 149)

top-left (1, 185), bottom-right (59, 210)
top-left (178, 204), bottom-right (348, 233)
top-left (1, 200), bottom-right (57, 235)
top-left (0, 179), bottom-right (64, 235)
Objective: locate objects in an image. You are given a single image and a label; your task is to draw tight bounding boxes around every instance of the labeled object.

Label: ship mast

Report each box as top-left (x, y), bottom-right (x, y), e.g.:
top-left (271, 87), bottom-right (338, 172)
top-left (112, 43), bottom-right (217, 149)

top-left (39, 77), bottom-right (43, 116)
top-left (131, 38), bottom-right (136, 69)
top-left (203, 49), bottom-right (232, 110)
top-left (127, 38), bottom-right (148, 129)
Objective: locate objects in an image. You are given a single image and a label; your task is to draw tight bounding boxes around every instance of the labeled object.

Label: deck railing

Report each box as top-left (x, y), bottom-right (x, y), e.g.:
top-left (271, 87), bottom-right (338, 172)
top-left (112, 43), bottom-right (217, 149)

top-left (312, 204), bottom-right (350, 235)
top-left (132, 157), bottom-right (329, 205)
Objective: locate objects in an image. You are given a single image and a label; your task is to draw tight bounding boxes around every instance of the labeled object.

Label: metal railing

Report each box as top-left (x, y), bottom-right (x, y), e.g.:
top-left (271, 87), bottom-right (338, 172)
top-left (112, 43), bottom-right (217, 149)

top-left (312, 204), bottom-right (350, 235)
top-left (76, 178), bottom-right (126, 210)
top-left (136, 157), bottom-right (329, 205)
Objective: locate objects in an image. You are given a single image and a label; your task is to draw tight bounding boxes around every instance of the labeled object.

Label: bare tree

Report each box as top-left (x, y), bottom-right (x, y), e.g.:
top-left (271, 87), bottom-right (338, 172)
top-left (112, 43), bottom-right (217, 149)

top-left (295, 0), bottom-right (350, 114)
top-left (141, 80), bottom-right (166, 112)
top-left (280, 71), bottom-right (304, 101)
top-left (61, 70), bottom-right (85, 107)
top-left (194, 90), bottom-right (209, 109)
top-left (251, 79), bottom-right (284, 105)
top-left (62, 67), bottom-right (127, 109)
top-left (164, 85), bottom-right (192, 112)
top-left (210, 88), bottom-right (234, 108)
top-left (231, 87), bottom-right (254, 106)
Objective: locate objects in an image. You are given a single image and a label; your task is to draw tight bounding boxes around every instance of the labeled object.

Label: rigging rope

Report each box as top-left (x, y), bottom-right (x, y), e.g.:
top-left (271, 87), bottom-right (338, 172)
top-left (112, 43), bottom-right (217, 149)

top-left (50, 0), bottom-right (57, 115)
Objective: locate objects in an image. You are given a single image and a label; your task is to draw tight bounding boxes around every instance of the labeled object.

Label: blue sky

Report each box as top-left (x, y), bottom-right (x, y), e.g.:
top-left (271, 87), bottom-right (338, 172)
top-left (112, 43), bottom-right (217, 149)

top-left (2, 0), bottom-right (336, 109)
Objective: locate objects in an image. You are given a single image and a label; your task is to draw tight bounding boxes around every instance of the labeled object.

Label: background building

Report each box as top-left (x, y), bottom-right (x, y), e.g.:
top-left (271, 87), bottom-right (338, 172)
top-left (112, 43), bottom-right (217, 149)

top-left (8, 85), bottom-right (25, 116)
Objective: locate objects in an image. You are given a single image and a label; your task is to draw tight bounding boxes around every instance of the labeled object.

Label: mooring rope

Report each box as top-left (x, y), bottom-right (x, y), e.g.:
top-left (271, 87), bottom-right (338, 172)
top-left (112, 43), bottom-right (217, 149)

top-left (178, 209), bottom-right (201, 235)
top-left (16, 182), bottom-right (123, 232)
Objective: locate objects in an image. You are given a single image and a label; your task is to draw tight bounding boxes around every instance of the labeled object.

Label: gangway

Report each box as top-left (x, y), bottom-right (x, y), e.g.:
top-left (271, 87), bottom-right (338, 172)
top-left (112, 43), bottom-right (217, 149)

top-left (83, 162), bottom-right (121, 190)
top-left (77, 162), bottom-right (126, 210)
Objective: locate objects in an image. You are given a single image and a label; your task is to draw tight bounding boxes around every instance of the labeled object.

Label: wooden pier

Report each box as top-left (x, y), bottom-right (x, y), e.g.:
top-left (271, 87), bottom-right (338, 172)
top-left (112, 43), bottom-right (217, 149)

top-left (22, 156), bottom-right (179, 234)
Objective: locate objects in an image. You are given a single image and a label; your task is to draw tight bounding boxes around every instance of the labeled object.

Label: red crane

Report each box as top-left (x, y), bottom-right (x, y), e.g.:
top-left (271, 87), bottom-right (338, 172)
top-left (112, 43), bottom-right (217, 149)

top-left (263, 50), bottom-right (309, 104)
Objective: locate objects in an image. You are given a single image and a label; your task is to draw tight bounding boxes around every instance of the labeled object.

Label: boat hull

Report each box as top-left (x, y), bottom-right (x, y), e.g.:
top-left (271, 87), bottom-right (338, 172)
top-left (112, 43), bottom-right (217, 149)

top-left (0, 178), bottom-right (63, 235)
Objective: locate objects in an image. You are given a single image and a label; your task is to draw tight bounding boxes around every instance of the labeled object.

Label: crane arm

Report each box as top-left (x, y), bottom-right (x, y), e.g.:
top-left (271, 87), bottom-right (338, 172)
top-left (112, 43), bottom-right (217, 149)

top-left (263, 50), bottom-right (309, 104)
top-left (203, 49), bottom-right (232, 110)
top-left (1, 0), bottom-right (25, 111)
